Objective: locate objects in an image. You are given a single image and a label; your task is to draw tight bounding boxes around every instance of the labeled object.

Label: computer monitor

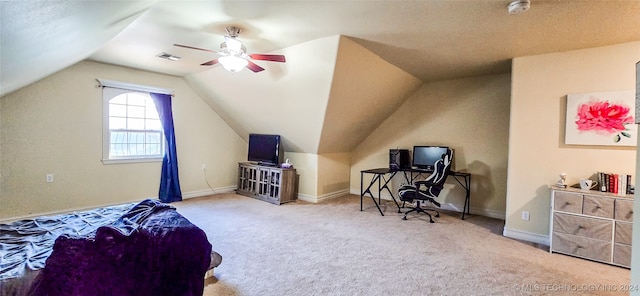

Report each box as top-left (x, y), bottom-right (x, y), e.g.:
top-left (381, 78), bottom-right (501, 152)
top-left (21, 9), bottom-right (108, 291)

top-left (412, 146), bottom-right (450, 171)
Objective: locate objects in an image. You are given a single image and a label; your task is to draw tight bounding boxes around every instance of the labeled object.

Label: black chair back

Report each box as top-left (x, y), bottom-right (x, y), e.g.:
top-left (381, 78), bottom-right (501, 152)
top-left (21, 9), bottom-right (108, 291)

top-left (425, 148), bottom-right (453, 186)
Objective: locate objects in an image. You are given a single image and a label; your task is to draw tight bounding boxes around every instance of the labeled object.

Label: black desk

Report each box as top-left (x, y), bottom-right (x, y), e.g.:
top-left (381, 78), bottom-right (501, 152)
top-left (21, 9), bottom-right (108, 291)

top-left (360, 168), bottom-right (471, 219)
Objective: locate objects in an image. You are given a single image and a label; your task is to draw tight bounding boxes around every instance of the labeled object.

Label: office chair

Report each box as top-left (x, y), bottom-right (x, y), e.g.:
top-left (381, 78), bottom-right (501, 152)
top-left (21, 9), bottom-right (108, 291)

top-left (398, 148), bottom-right (452, 223)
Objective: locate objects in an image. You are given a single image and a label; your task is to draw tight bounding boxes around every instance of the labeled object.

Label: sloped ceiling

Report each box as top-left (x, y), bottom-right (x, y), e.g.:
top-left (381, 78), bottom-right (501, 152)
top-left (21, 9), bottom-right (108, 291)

top-left (3, 1), bottom-right (640, 97)
top-left (2, 1), bottom-right (640, 154)
top-left (184, 36), bottom-right (339, 154)
top-left (0, 1), bottom-right (155, 96)
top-left (318, 37), bottom-right (422, 154)
top-left (185, 36), bottom-right (422, 154)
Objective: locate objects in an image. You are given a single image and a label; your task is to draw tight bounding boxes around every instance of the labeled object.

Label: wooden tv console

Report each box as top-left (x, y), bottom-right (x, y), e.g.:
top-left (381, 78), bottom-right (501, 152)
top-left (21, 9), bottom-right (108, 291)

top-left (237, 162), bottom-right (297, 205)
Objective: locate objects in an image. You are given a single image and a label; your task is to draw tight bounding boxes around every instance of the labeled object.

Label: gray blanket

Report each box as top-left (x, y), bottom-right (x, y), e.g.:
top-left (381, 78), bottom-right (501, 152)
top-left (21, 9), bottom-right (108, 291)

top-left (0, 203), bottom-right (135, 280)
top-left (0, 203), bottom-right (134, 295)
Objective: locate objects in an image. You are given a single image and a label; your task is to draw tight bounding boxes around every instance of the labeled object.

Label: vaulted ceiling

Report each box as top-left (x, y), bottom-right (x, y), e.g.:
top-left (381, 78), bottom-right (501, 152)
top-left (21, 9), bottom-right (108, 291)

top-left (2, 0), bottom-right (640, 153)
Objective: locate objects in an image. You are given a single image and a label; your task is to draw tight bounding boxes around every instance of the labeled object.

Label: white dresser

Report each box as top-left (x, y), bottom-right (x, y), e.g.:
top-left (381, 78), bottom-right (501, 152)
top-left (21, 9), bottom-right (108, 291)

top-left (550, 187), bottom-right (633, 268)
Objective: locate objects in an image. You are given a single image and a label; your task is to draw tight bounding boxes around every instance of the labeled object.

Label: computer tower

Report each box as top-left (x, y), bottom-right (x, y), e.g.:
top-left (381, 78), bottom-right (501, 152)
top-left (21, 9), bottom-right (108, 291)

top-left (389, 149), bottom-right (410, 170)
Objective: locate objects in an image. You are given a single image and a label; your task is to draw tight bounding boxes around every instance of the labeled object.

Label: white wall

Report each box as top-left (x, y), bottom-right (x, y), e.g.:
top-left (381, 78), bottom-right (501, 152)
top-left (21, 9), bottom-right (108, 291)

top-left (0, 60), bottom-right (245, 220)
top-left (506, 41), bottom-right (640, 243)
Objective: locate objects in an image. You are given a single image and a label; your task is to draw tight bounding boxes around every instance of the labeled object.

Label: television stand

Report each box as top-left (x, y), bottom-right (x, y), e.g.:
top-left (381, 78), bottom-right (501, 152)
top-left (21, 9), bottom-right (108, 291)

top-left (237, 162), bottom-right (297, 205)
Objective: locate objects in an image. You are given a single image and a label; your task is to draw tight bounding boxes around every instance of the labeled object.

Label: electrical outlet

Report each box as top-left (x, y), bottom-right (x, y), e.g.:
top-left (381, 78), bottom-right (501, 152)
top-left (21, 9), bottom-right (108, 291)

top-left (201, 163), bottom-right (206, 170)
top-left (46, 174), bottom-right (54, 183)
top-left (521, 211), bottom-right (530, 221)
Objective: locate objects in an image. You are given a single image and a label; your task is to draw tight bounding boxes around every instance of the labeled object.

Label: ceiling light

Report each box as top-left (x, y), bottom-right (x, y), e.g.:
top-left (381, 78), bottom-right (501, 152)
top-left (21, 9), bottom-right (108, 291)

top-left (508, 0), bottom-right (530, 14)
top-left (225, 37), bottom-right (243, 52)
top-left (157, 52), bottom-right (181, 61)
top-left (218, 55), bottom-right (248, 73)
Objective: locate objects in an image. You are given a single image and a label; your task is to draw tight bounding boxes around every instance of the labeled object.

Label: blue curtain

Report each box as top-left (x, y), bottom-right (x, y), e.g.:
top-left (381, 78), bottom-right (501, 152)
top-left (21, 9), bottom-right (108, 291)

top-left (150, 93), bottom-right (182, 203)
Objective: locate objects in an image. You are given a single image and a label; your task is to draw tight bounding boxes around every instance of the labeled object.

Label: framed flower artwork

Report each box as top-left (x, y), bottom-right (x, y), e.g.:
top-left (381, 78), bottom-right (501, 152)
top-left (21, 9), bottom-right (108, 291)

top-left (565, 90), bottom-right (636, 146)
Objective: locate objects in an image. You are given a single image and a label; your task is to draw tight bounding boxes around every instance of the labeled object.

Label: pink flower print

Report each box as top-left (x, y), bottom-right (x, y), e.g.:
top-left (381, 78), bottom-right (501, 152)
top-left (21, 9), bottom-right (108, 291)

top-left (575, 99), bottom-right (633, 142)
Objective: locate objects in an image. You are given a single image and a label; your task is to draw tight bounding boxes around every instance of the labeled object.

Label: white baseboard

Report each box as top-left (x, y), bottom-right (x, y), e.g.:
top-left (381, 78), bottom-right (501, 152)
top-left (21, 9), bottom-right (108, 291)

top-left (298, 189), bottom-right (350, 203)
top-left (296, 193), bottom-right (316, 203)
top-left (0, 200), bottom-right (140, 224)
top-left (503, 227), bottom-right (550, 246)
top-left (349, 188), bottom-right (506, 220)
top-left (182, 186), bottom-right (236, 199)
top-left (0, 186), bottom-right (237, 223)
top-left (441, 203), bottom-right (505, 220)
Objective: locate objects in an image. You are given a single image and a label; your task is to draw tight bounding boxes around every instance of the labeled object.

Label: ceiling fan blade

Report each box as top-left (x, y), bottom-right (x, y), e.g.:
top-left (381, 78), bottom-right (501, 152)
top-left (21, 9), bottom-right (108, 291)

top-left (173, 44), bottom-right (217, 53)
top-left (201, 59), bottom-right (219, 66)
top-left (246, 61), bottom-right (265, 73)
top-left (249, 54), bottom-right (286, 63)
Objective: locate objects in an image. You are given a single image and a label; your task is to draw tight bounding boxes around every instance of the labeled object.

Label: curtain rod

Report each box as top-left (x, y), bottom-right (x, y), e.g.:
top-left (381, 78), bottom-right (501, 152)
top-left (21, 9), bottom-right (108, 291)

top-left (96, 78), bottom-right (174, 96)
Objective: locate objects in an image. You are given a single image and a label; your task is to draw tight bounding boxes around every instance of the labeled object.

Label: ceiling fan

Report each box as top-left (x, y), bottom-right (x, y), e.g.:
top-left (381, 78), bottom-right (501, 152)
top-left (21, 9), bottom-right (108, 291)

top-left (174, 26), bottom-right (286, 73)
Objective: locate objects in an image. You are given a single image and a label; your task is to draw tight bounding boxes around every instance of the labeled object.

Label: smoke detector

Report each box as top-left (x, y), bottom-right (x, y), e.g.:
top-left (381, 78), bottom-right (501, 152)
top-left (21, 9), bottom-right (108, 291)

top-left (508, 0), bottom-right (530, 14)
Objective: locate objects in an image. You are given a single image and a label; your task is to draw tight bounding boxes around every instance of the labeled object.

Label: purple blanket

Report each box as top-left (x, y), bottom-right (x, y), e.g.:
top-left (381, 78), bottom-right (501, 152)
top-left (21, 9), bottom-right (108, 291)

top-left (28, 199), bottom-right (212, 296)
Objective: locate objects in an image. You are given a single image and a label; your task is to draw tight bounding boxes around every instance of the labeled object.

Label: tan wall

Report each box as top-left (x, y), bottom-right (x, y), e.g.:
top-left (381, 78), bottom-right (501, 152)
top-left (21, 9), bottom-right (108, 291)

top-left (319, 37), bottom-right (422, 153)
top-left (284, 152), bottom-right (318, 198)
top-left (0, 60), bottom-right (245, 220)
top-left (317, 152), bottom-right (351, 198)
top-left (507, 41), bottom-right (640, 238)
top-left (350, 74), bottom-right (511, 218)
top-left (283, 151), bottom-right (350, 202)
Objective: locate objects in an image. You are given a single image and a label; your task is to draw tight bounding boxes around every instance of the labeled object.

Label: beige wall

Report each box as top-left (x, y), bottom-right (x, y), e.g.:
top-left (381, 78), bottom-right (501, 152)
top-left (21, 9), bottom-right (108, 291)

top-left (284, 152), bottom-right (318, 199)
top-left (0, 60), bottom-right (246, 220)
top-left (285, 152), bottom-right (351, 203)
top-left (318, 37), bottom-right (422, 153)
top-left (506, 41), bottom-right (640, 241)
top-left (350, 74), bottom-right (511, 218)
top-left (317, 152), bottom-right (351, 197)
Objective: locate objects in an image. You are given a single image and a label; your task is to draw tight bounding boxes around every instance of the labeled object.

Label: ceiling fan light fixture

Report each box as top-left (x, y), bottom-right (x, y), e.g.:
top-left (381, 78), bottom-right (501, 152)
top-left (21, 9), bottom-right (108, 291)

top-left (218, 55), bottom-right (248, 73)
top-left (508, 0), bottom-right (530, 14)
top-left (224, 37), bottom-right (244, 52)
top-left (174, 25), bottom-right (285, 74)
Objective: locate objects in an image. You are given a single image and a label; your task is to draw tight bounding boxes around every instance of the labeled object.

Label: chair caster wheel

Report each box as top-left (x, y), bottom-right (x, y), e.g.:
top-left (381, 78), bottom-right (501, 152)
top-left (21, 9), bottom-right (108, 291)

top-left (429, 220), bottom-right (435, 223)
top-left (435, 214), bottom-right (440, 217)
top-left (402, 216), bottom-right (407, 220)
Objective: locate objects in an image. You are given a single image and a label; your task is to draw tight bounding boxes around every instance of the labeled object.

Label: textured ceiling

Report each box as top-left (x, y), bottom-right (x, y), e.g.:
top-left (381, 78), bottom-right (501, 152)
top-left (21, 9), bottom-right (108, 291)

top-left (2, 0), bottom-right (640, 98)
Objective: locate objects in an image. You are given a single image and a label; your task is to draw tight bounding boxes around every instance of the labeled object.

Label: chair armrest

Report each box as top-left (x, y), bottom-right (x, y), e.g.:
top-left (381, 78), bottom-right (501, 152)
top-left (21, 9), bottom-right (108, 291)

top-left (414, 180), bottom-right (437, 188)
top-left (414, 181), bottom-right (445, 194)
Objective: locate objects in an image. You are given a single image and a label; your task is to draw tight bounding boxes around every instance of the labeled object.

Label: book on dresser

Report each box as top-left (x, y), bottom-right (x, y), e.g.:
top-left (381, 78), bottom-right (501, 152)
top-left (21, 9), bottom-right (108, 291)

top-left (549, 187), bottom-right (633, 268)
top-left (597, 172), bottom-right (633, 195)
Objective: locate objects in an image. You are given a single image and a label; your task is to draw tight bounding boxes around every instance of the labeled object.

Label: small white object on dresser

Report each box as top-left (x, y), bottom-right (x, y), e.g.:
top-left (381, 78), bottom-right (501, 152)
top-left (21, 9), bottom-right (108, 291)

top-left (550, 186), bottom-right (633, 268)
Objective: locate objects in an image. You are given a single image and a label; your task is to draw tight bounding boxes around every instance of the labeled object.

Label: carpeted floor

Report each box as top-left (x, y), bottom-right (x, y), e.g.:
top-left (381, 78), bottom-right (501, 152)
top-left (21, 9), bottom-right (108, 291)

top-left (173, 193), bottom-right (630, 296)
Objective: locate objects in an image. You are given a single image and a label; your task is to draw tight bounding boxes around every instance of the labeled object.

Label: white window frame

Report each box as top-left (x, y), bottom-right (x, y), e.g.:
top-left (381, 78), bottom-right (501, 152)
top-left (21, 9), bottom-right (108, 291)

top-left (98, 79), bottom-right (173, 165)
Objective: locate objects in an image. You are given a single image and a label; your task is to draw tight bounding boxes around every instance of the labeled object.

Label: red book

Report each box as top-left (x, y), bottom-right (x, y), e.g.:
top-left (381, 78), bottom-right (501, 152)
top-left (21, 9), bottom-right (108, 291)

top-left (608, 174), bottom-right (614, 192)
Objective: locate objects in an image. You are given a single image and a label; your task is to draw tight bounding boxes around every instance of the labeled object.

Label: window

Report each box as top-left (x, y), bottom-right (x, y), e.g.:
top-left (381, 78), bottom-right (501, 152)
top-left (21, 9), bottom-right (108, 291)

top-left (100, 79), bottom-right (171, 164)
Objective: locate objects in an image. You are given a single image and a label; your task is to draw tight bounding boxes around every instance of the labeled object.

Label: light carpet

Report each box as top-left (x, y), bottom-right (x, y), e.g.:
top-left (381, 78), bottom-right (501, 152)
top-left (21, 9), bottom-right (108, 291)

top-left (173, 193), bottom-right (630, 296)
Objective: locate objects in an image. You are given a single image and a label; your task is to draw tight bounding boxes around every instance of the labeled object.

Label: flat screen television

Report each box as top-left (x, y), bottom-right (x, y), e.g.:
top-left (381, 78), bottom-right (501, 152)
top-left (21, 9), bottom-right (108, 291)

top-left (412, 146), bottom-right (450, 171)
top-left (247, 134), bottom-right (284, 166)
